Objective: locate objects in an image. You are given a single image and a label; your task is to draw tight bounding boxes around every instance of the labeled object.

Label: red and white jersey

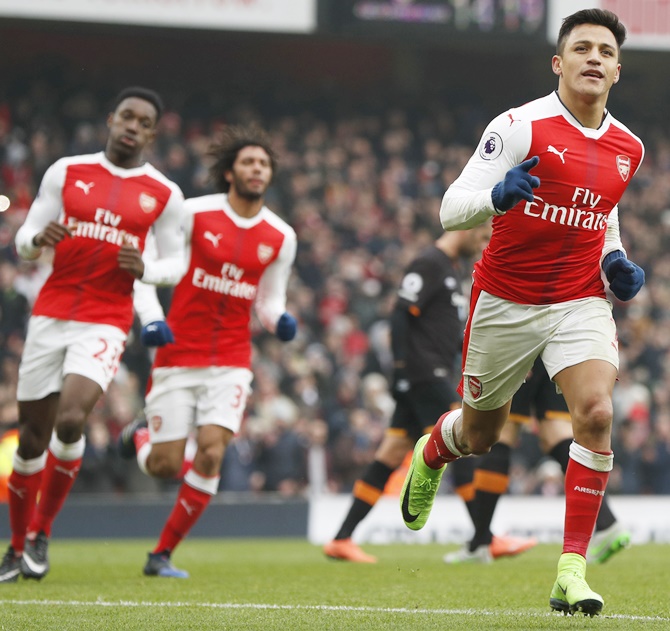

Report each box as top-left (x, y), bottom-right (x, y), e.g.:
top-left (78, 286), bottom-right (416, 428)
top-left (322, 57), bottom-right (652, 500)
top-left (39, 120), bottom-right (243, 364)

top-left (440, 92), bottom-right (644, 305)
top-left (14, 152), bottom-right (185, 332)
top-left (147, 194), bottom-right (297, 370)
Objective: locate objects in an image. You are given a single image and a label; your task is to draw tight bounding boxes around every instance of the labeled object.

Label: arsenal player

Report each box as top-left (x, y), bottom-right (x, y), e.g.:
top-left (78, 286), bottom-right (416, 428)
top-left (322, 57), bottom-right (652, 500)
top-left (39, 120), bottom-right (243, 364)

top-left (0, 87), bottom-right (185, 584)
top-left (400, 9), bottom-right (644, 617)
top-left (121, 125), bottom-right (298, 578)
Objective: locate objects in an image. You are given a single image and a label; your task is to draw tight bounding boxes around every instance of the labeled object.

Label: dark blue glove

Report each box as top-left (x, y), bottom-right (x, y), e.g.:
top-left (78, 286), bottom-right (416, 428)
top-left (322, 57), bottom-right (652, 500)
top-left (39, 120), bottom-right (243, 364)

top-left (140, 320), bottom-right (174, 347)
top-left (275, 312), bottom-right (297, 342)
top-left (491, 156), bottom-right (541, 213)
top-left (602, 251), bottom-right (645, 301)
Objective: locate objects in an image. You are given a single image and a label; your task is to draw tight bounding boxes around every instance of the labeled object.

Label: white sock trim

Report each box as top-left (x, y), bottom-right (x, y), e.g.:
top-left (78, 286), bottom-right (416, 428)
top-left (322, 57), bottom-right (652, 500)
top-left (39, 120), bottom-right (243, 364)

top-left (184, 468), bottom-right (219, 495)
top-left (569, 440), bottom-right (613, 472)
top-left (136, 442), bottom-right (151, 475)
top-left (440, 408), bottom-right (467, 458)
top-left (49, 432), bottom-right (85, 461)
top-left (12, 451), bottom-right (47, 475)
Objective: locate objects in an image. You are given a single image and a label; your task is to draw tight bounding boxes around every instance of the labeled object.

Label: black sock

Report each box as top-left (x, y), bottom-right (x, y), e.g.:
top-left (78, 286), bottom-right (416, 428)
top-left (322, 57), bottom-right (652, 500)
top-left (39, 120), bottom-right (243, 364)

top-left (470, 443), bottom-right (511, 551)
top-left (334, 460), bottom-right (394, 540)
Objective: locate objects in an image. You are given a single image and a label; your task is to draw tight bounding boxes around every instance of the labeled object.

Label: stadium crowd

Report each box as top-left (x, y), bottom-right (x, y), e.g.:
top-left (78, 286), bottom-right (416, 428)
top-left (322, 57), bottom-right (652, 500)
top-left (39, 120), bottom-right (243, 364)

top-left (1, 70), bottom-right (669, 501)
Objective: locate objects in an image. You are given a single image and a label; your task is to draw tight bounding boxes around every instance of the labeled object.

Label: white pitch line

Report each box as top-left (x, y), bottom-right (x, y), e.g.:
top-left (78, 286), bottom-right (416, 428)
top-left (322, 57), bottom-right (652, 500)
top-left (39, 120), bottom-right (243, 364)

top-left (0, 599), bottom-right (668, 622)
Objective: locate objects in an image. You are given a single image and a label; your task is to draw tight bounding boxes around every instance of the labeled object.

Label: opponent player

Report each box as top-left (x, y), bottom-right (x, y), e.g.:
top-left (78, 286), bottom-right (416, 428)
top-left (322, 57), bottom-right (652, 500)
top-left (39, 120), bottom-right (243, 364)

top-left (445, 357), bottom-right (630, 565)
top-left (0, 87), bottom-right (185, 584)
top-left (400, 9), bottom-right (644, 616)
top-left (121, 125), bottom-right (298, 578)
top-left (323, 225), bottom-right (521, 563)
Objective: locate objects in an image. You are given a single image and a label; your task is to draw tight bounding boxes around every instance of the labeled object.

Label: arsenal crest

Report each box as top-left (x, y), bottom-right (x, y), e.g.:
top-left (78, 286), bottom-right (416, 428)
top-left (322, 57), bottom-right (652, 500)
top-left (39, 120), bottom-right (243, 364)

top-left (139, 192), bottom-right (157, 213)
top-left (616, 155), bottom-right (630, 182)
top-left (467, 376), bottom-right (482, 400)
top-left (150, 415), bottom-right (163, 432)
top-left (257, 243), bottom-right (274, 264)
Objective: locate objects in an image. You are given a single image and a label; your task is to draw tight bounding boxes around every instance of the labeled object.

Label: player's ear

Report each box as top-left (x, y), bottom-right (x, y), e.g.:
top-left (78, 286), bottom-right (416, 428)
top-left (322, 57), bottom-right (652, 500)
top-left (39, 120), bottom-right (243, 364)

top-left (106, 112), bottom-right (114, 129)
top-left (224, 170), bottom-right (233, 184)
top-left (551, 55), bottom-right (562, 77)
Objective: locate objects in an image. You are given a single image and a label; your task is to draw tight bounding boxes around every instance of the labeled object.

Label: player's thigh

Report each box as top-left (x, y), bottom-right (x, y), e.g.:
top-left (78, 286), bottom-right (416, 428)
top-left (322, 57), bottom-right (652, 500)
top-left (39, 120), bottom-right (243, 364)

top-left (196, 367), bottom-right (253, 433)
top-left (145, 368), bottom-right (199, 443)
top-left (462, 291), bottom-right (544, 411)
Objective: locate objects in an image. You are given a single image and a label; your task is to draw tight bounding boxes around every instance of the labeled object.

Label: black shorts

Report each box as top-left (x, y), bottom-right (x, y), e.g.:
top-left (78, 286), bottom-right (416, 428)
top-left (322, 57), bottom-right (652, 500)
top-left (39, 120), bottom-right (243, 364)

top-left (509, 359), bottom-right (570, 423)
top-left (390, 379), bottom-right (460, 443)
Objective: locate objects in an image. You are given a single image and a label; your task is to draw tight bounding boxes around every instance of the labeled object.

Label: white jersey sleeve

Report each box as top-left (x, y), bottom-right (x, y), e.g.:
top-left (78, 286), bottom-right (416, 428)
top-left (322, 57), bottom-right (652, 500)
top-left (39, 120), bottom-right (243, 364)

top-left (440, 109), bottom-right (532, 230)
top-left (601, 205), bottom-right (626, 263)
top-left (14, 159), bottom-right (67, 260)
top-left (141, 184), bottom-right (187, 286)
top-left (254, 226), bottom-right (297, 332)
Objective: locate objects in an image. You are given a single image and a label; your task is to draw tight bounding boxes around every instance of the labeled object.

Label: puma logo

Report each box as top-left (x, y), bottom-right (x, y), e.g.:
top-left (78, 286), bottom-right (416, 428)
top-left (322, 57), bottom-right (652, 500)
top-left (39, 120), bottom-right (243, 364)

top-left (204, 231), bottom-right (223, 247)
top-left (54, 465), bottom-right (79, 479)
top-left (179, 499), bottom-right (196, 516)
top-left (7, 482), bottom-right (26, 499)
top-left (547, 145), bottom-right (568, 164)
top-left (75, 180), bottom-right (95, 195)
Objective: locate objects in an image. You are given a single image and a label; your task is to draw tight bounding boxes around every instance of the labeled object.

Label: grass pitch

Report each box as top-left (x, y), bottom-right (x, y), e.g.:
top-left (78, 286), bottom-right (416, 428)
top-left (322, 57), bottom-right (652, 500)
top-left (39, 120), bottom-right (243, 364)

top-left (0, 539), bottom-right (668, 630)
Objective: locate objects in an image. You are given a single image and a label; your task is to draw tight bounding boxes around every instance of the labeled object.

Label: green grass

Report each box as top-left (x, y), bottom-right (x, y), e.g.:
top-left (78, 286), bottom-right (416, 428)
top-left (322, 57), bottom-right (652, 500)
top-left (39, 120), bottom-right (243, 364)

top-left (0, 540), bottom-right (668, 630)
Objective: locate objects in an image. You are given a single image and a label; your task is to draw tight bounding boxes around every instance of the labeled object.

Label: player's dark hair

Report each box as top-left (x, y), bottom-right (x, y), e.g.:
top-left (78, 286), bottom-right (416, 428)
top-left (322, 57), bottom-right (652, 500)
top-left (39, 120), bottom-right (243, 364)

top-left (111, 87), bottom-right (164, 123)
top-left (557, 9), bottom-right (626, 56)
top-left (208, 125), bottom-right (277, 193)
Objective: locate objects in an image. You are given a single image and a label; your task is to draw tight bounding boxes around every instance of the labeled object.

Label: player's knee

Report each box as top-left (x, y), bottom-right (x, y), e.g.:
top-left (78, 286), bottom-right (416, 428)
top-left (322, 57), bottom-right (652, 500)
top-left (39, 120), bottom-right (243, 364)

top-left (195, 444), bottom-right (225, 476)
top-left (147, 452), bottom-right (182, 478)
top-left (581, 399), bottom-right (613, 434)
top-left (54, 413), bottom-right (87, 444)
top-left (17, 423), bottom-right (50, 459)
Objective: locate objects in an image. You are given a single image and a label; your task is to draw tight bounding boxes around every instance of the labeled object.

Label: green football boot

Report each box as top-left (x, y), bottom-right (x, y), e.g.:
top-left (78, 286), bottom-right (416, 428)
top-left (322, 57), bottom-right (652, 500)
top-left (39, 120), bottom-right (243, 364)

top-left (550, 552), bottom-right (603, 617)
top-left (587, 523), bottom-right (631, 564)
top-left (400, 434), bottom-right (446, 531)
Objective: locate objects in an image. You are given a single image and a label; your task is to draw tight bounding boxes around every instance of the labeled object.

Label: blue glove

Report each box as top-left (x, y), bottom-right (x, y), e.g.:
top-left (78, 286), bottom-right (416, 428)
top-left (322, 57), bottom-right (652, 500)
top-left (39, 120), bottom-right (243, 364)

top-left (491, 156), bottom-right (541, 213)
top-left (276, 312), bottom-right (297, 342)
top-left (140, 320), bottom-right (174, 347)
top-left (602, 251), bottom-right (645, 301)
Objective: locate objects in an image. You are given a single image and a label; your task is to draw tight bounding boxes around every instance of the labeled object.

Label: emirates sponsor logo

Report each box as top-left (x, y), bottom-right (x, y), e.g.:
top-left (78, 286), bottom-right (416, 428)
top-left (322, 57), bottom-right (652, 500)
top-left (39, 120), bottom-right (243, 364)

top-left (192, 267), bottom-right (257, 300)
top-left (468, 376), bottom-right (482, 400)
top-left (257, 244), bottom-right (274, 264)
top-left (616, 155), bottom-right (631, 182)
top-left (150, 415), bottom-right (163, 432)
top-left (66, 216), bottom-right (140, 248)
top-left (523, 187), bottom-right (607, 232)
top-left (139, 193), bottom-right (157, 213)
top-left (573, 485), bottom-right (605, 496)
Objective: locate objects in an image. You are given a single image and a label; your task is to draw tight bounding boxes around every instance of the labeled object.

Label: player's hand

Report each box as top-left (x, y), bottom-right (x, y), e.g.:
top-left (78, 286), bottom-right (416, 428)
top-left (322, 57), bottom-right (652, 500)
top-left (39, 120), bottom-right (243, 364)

top-left (392, 366), bottom-right (411, 395)
top-left (491, 156), bottom-right (541, 213)
top-left (275, 312), bottom-right (297, 342)
top-left (33, 221), bottom-right (74, 247)
top-left (140, 321), bottom-right (174, 347)
top-left (603, 251), bottom-right (645, 301)
top-left (118, 243), bottom-right (145, 278)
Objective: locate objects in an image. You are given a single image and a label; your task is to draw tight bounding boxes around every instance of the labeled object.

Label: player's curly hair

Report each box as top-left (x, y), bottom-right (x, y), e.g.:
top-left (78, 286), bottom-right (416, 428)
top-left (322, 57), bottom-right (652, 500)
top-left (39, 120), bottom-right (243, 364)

top-left (111, 86), bottom-right (164, 122)
top-left (209, 125), bottom-right (277, 193)
top-left (557, 9), bottom-right (627, 56)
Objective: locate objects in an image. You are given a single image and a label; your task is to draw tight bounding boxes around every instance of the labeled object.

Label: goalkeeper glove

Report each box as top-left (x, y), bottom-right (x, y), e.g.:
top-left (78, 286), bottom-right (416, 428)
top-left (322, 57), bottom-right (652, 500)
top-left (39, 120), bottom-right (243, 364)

top-left (602, 251), bottom-right (645, 301)
top-left (276, 312), bottom-right (297, 342)
top-left (491, 156), bottom-right (541, 213)
top-left (141, 321), bottom-right (174, 347)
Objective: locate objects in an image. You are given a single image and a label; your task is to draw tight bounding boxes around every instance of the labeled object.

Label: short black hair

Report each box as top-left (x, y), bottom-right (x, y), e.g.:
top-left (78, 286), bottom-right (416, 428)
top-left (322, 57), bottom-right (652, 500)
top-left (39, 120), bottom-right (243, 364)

top-left (111, 86), bottom-right (164, 122)
top-left (557, 9), bottom-right (627, 56)
top-left (208, 125), bottom-right (277, 193)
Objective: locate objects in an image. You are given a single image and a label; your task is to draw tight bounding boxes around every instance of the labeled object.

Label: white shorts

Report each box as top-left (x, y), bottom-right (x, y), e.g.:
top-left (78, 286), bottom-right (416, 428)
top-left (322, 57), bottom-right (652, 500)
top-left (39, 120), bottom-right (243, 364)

top-left (144, 366), bottom-right (253, 443)
top-left (17, 316), bottom-right (128, 401)
top-left (461, 290), bottom-right (618, 411)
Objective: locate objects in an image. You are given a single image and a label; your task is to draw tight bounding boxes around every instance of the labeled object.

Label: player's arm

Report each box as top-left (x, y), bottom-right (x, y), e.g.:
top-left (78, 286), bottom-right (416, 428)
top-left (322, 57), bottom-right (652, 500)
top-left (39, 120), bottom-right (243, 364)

top-left (440, 111), bottom-right (536, 230)
top-left (600, 205), bottom-right (645, 301)
top-left (255, 228), bottom-right (298, 341)
top-left (14, 160), bottom-right (72, 260)
top-left (139, 186), bottom-right (188, 286)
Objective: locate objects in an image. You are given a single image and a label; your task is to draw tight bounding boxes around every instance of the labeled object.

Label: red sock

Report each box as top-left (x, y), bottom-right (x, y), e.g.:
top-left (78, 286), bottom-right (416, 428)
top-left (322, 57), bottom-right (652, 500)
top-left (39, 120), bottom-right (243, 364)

top-left (153, 479), bottom-right (212, 554)
top-left (563, 456), bottom-right (609, 556)
top-left (8, 469), bottom-right (43, 553)
top-left (134, 427), bottom-right (150, 453)
top-left (28, 452), bottom-right (82, 538)
top-left (423, 411), bottom-right (461, 469)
